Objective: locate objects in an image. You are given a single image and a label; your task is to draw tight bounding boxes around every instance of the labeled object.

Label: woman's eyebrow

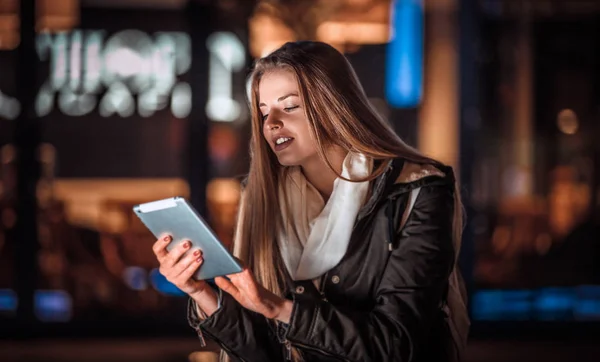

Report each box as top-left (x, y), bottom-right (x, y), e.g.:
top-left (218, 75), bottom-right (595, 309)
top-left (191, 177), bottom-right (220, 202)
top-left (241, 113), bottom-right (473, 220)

top-left (259, 93), bottom-right (299, 107)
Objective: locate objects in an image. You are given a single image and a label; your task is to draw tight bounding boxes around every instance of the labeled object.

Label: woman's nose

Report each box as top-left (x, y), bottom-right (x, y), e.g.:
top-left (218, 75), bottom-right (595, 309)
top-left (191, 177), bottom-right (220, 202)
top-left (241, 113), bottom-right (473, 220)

top-left (264, 113), bottom-right (283, 131)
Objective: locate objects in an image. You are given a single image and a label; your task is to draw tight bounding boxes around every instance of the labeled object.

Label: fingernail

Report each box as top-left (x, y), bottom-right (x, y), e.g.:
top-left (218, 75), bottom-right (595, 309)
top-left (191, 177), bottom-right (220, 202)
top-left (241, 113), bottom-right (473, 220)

top-left (163, 235), bottom-right (171, 242)
top-left (193, 250), bottom-right (200, 256)
top-left (183, 241), bottom-right (191, 249)
top-left (196, 257), bottom-right (203, 263)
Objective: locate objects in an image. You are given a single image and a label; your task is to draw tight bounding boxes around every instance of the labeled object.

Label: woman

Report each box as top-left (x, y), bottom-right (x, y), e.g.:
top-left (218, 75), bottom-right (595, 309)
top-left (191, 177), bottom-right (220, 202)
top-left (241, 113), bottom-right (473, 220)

top-left (153, 41), bottom-right (469, 362)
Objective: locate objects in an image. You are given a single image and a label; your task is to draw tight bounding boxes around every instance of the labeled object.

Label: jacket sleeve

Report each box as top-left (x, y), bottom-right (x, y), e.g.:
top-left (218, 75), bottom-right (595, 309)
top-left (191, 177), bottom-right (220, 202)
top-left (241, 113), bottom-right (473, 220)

top-left (284, 184), bottom-right (456, 362)
top-left (188, 289), bottom-right (284, 362)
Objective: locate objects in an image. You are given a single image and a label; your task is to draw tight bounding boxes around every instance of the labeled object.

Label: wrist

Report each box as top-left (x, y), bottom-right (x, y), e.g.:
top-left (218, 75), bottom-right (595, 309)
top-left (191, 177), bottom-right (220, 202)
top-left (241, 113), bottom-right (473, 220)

top-left (274, 299), bottom-right (293, 324)
top-left (190, 288), bottom-right (219, 316)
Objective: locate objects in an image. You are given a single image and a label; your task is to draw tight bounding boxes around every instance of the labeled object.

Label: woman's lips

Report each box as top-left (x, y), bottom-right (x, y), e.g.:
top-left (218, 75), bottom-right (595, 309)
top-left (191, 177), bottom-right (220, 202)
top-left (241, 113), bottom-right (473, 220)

top-left (274, 138), bottom-right (294, 152)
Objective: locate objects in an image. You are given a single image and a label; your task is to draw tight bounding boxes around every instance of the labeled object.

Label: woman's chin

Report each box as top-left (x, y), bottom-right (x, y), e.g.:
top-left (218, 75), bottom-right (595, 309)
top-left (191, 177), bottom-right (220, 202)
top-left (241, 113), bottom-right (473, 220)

top-left (277, 156), bottom-right (301, 167)
top-left (276, 152), bottom-right (320, 168)
top-left (275, 151), bottom-right (304, 167)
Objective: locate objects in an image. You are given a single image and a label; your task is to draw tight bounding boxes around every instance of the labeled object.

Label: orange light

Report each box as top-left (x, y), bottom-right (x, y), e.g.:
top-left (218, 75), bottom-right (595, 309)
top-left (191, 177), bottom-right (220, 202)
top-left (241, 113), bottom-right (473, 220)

top-left (0, 0), bottom-right (19, 50)
top-left (316, 21), bottom-right (389, 45)
top-left (248, 11), bottom-right (295, 58)
top-left (36, 0), bottom-right (79, 32)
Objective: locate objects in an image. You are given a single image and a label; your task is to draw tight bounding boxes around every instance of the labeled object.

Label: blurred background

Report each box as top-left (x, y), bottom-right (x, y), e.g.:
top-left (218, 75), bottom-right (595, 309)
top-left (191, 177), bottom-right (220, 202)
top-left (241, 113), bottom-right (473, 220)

top-left (1, 0), bottom-right (599, 361)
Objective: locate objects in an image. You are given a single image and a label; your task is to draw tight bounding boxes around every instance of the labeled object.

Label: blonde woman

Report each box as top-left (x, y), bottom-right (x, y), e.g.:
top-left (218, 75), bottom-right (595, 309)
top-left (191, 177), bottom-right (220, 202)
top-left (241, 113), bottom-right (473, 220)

top-left (153, 41), bottom-right (469, 362)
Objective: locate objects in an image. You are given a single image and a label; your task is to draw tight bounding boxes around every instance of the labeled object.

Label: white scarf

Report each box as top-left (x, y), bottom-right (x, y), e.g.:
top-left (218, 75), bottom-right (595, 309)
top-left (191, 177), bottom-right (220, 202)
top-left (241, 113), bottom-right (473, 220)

top-left (277, 153), bottom-right (372, 281)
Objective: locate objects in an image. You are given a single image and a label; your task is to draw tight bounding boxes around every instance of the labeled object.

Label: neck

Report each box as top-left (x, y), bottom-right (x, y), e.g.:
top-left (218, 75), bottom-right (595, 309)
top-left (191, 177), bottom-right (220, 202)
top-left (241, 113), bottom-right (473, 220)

top-left (301, 147), bottom-right (347, 199)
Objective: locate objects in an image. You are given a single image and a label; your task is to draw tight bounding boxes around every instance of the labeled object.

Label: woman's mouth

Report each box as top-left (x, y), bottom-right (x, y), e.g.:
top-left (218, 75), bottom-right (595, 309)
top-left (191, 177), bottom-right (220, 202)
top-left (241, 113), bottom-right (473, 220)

top-left (274, 137), bottom-right (294, 152)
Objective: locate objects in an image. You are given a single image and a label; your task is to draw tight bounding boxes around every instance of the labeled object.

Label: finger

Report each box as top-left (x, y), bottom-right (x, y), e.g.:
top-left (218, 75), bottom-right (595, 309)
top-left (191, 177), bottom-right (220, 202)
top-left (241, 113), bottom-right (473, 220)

top-left (227, 267), bottom-right (252, 284)
top-left (152, 234), bottom-right (172, 261)
top-left (230, 268), bottom-right (263, 300)
top-left (177, 262), bottom-right (204, 287)
top-left (164, 239), bottom-right (192, 267)
top-left (215, 276), bottom-right (239, 299)
top-left (174, 249), bottom-right (203, 279)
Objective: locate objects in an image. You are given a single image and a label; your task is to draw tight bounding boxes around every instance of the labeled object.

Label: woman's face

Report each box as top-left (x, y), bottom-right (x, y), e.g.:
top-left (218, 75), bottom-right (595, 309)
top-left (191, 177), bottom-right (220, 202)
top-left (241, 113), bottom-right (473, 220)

top-left (259, 69), bottom-right (318, 167)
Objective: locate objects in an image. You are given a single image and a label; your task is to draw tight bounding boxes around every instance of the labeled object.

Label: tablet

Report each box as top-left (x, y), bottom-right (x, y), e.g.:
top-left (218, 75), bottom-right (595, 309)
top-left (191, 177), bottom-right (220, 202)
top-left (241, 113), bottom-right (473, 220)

top-left (133, 196), bottom-right (243, 280)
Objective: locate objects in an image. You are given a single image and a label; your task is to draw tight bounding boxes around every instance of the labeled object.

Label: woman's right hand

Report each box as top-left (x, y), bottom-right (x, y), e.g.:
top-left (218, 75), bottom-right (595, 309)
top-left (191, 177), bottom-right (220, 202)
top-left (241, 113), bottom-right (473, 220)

top-left (152, 235), bottom-right (219, 314)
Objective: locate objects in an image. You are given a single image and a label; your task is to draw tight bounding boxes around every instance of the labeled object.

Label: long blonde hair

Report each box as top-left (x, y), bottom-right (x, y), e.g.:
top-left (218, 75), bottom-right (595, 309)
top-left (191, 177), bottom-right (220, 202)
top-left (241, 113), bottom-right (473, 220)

top-left (225, 41), bottom-right (464, 361)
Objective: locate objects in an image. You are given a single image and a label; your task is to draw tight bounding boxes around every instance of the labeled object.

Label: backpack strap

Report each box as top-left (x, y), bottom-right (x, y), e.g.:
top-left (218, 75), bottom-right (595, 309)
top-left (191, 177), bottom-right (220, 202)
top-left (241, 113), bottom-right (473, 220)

top-left (386, 187), bottom-right (420, 251)
top-left (400, 187), bottom-right (420, 230)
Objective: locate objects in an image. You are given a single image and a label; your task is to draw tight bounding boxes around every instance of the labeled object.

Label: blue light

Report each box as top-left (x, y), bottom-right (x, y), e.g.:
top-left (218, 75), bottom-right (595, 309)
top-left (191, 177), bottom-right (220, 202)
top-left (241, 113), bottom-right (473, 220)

top-left (34, 290), bottom-right (72, 322)
top-left (123, 266), bottom-right (149, 291)
top-left (472, 289), bottom-right (533, 320)
top-left (534, 287), bottom-right (575, 321)
top-left (149, 268), bottom-right (187, 296)
top-left (385, 0), bottom-right (424, 108)
top-left (574, 300), bottom-right (600, 320)
top-left (473, 285), bottom-right (600, 322)
top-left (574, 285), bottom-right (600, 320)
top-left (0, 289), bottom-right (18, 312)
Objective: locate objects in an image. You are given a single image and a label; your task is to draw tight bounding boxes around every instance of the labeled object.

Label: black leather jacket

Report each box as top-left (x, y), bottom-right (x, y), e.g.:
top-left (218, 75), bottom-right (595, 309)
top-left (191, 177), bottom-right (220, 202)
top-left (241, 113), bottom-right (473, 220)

top-left (188, 158), bottom-right (457, 362)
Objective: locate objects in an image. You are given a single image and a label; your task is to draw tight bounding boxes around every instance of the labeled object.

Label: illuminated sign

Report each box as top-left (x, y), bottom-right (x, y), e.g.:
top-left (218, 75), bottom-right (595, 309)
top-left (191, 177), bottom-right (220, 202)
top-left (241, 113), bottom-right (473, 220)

top-left (206, 32), bottom-right (246, 123)
top-left (35, 29), bottom-right (192, 118)
top-left (385, 0), bottom-right (423, 108)
top-left (0, 90), bottom-right (20, 120)
top-left (0, 30), bottom-right (248, 122)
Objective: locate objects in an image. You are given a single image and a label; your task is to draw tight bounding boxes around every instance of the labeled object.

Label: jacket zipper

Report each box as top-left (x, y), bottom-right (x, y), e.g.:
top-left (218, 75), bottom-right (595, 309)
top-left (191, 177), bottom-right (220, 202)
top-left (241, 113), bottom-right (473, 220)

top-left (319, 271), bottom-right (329, 301)
top-left (284, 340), bottom-right (292, 360)
top-left (193, 325), bottom-right (207, 347)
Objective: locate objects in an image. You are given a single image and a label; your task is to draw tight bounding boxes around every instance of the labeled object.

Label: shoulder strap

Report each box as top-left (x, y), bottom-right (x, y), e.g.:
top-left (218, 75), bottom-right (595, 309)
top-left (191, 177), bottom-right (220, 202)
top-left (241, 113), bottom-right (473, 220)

top-left (399, 187), bottom-right (421, 230)
top-left (387, 187), bottom-right (421, 251)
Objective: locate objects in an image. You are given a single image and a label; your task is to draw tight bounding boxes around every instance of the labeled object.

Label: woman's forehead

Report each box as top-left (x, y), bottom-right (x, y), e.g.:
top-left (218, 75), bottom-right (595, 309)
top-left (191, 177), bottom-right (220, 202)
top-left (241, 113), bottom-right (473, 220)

top-left (258, 70), bottom-right (299, 102)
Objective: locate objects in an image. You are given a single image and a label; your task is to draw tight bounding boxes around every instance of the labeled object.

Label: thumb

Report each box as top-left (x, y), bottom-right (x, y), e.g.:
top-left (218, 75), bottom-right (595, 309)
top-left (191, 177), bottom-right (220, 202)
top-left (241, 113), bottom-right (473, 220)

top-left (215, 276), bottom-right (238, 297)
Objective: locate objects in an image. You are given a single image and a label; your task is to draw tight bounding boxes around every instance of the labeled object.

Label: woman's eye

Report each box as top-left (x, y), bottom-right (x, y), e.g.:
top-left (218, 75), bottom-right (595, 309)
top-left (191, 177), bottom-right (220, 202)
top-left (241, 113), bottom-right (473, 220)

top-left (261, 114), bottom-right (268, 121)
top-left (284, 106), bottom-right (299, 112)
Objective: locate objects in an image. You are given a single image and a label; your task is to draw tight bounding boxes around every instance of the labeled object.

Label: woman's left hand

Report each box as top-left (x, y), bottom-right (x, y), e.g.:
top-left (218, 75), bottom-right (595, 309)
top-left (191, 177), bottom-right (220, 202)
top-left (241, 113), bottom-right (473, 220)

top-left (215, 268), bottom-right (293, 323)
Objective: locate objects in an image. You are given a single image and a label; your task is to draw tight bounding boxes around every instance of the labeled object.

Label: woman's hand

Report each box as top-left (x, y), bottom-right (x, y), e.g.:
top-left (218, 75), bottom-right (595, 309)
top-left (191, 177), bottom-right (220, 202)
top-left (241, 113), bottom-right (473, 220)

top-left (152, 235), bottom-right (219, 315)
top-left (215, 268), bottom-right (293, 323)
